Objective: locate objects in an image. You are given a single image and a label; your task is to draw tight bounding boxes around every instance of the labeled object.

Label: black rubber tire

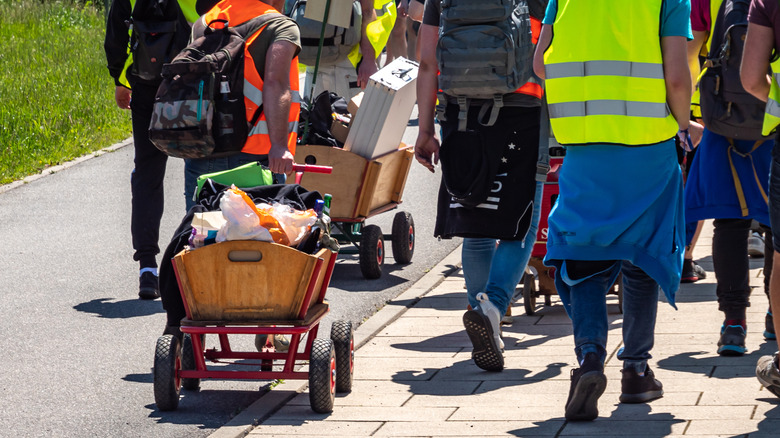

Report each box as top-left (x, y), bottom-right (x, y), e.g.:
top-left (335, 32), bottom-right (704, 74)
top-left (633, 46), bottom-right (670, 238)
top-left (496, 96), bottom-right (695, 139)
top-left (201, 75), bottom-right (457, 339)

top-left (181, 334), bottom-right (200, 391)
top-left (359, 224), bottom-right (384, 279)
top-left (309, 338), bottom-right (336, 413)
top-left (154, 334), bottom-right (181, 411)
top-left (391, 211), bottom-right (415, 264)
top-left (330, 320), bottom-right (354, 393)
top-left (523, 273), bottom-right (537, 316)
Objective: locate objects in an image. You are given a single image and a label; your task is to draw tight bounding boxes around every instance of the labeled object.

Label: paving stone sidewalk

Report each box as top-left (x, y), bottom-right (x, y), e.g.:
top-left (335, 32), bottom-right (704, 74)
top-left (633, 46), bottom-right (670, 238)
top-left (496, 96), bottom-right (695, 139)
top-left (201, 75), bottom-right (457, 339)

top-left (242, 220), bottom-right (780, 437)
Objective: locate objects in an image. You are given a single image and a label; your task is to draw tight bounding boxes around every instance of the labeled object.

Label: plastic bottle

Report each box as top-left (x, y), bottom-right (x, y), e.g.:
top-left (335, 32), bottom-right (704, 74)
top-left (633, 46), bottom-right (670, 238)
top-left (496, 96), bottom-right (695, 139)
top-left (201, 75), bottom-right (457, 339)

top-left (323, 193), bottom-right (332, 217)
top-left (314, 199), bottom-right (325, 218)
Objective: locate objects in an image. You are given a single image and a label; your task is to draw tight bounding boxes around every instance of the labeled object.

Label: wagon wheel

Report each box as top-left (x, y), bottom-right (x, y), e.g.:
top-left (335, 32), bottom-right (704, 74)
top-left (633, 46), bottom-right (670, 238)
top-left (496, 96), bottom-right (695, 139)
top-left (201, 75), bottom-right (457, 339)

top-left (330, 320), bottom-right (354, 393)
top-left (523, 273), bottom-right (538, 316)
top-left (309, 339), bottom-right (336, 413)
top-left (181, 334), bottom-right (200, 391)
top-left (391, 211), bottom-right (415, 264)
top-left (154, 334), bottom-right (181, 411)
top-left (359, 225), bottom-right (384, 279)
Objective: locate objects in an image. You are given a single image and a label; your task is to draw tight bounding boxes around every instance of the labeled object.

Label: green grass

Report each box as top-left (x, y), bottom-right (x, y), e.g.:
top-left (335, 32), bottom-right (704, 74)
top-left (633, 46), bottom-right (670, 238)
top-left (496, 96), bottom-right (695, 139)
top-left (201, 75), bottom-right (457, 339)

top-left (0, 0), bottom-right (132, 185)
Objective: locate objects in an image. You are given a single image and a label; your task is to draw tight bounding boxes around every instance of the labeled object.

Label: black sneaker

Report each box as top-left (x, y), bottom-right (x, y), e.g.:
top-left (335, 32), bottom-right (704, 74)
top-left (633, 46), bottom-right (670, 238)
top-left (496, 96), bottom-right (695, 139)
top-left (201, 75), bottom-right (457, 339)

top-left (565, 352), bottom-right (607, 421)
top-left (718, 323), bottom-right (747, 356)
top-left (139, 271), bottom-right (160, 300)
top-left (681, 259), bottom-right (706, 283)
top-left (619, 365), bottom-right (664, 403)
top-left (463, 307), bottom-right (504, 372)
top-left (765, 311), bottom-right (776, 341)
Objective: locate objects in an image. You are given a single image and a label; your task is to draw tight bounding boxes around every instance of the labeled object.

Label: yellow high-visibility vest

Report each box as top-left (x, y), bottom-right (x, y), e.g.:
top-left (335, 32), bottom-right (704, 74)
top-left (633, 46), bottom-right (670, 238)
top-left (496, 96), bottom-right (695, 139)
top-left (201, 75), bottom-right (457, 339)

top-left (118, 0), bottom-right (199, 88)
top-left (691, 0), bottom-right (724, 118)
top-left (543, 0), bottom-right (678, 146)
top-left (763, 58), bottom-right (780, 136)
top-left (346, 0), bottom-right (396, 67)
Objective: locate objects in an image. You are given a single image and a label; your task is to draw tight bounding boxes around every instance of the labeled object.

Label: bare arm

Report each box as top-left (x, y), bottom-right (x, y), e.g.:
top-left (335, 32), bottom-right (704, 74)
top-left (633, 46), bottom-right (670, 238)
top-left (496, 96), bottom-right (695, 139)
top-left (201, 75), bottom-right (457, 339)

top-left (263, 40), bottom-right (298, 175)
top-left (357, 0), bottom-right (379, 88)
top-left (687, 30), bottom-right (708, 92)
top-left (662, 36), bottom-right (692, 130)
top-left (414, 23), bottom-right (440, 173)
top-left (742, 22), bottom-right (775, 102)
top-left (533, 24), bottom-right (552, 79)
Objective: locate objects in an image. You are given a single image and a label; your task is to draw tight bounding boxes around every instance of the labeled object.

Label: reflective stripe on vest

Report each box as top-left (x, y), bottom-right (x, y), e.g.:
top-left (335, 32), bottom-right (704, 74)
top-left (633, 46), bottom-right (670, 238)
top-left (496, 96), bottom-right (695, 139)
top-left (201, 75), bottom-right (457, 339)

top-left (119, 0), bottom-right (198, 89)
top-left (763, 70), bottom-right (780, 136)
top-left (203, 0), bottom-right (300, 155)
top-left (543, 0), bottom-right (677, 146)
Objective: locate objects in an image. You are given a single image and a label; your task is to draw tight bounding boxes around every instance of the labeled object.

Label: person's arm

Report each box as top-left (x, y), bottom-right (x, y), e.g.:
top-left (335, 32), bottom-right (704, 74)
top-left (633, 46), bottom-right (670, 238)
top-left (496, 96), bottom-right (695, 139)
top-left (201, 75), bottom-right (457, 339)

top-left (263, 40), bottom-right (299, 175)
top-left (661, 35), bottom-right (693, 130)
top-left (408, 0), bottom-right (424, 22)
top-left (357, 0), bottom-right (379, 88)
top-left (687, 30), bottom-right (708, 92)
top-left (104, 0), bottom-right (133, 108)
top-left (742, 22), bottom-right (775, 102)
top-left (533, 24), bottom-right (552, 79)
top-left (414, 23), bottom-right (440, 173)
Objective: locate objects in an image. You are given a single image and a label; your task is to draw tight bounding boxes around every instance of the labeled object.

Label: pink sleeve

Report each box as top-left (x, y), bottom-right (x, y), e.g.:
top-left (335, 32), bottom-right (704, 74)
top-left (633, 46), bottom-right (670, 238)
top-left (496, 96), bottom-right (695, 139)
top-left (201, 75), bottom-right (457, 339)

top-left (690, 0), bottom-right (711, 32)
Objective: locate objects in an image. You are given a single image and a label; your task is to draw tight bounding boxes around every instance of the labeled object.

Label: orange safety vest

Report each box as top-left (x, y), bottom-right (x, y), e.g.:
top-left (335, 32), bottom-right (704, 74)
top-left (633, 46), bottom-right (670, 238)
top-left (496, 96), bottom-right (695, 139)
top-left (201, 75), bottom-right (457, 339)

top-left (203, 0), bottom-right (301, 155)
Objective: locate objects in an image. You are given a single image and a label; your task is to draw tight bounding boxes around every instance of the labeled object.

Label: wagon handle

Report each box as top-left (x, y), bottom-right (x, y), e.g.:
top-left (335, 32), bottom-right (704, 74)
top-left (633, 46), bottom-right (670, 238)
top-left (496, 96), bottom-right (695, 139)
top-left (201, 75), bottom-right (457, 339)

top-left (291, 164), bottom-right (332, 184)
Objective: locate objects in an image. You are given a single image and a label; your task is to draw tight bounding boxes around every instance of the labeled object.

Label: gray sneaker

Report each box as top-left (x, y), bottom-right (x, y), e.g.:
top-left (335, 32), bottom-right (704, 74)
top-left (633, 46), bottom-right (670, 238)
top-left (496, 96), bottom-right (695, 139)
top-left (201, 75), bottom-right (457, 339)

top-left (757, 353), bottom-right (780, 398)
top-left (476, 292), bottom-right (504, 350)
top-left (462, 293), bottom-right (505, 372)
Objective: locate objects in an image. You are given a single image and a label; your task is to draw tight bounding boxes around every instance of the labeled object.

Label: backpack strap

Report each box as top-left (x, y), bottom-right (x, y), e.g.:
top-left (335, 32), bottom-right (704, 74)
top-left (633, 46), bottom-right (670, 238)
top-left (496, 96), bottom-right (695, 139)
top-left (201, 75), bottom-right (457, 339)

top-left (536, 93), bottom-right (551, 182)
top-left (476, 95), bottom-right (504, 128)
top-left (456, 96), bottom-right (469, 131)
top-left (727, 138), bottom-right (768, 217)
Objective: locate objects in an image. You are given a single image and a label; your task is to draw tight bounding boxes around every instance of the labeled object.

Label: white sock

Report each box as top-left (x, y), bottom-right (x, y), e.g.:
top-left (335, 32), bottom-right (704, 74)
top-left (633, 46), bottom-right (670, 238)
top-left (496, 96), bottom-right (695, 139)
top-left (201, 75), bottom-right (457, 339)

top-left (140, 267), bottom-right (158, 277)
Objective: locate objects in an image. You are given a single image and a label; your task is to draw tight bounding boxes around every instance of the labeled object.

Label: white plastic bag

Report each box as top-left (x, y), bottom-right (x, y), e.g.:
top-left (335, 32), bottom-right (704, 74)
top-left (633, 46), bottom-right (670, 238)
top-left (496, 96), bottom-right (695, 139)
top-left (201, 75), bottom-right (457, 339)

top-left (216, 189), bottom-right (273, 243)
top-left (256, 202), bottom-right (318, 246)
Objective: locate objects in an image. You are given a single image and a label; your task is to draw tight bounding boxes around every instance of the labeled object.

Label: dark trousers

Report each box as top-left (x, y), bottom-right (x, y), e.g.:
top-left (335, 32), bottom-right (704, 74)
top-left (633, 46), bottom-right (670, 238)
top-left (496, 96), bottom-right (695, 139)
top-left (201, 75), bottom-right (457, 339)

top-left (712, 218), bottom-right (773, 314)
top-left (129, 81), bottom-right (168, 269)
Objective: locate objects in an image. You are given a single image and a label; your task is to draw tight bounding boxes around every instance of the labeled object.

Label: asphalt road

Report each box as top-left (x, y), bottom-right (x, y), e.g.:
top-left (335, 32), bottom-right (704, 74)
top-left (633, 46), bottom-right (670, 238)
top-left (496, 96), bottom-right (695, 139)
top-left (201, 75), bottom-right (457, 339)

top-left (0, 114), bottom-right (461, 437)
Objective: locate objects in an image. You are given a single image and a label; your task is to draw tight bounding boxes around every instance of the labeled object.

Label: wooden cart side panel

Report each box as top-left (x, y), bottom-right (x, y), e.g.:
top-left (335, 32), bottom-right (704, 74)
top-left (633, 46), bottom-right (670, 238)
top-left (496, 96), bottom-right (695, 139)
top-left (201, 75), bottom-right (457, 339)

top-left (177, 241), bottom-right (318, 321)
top-left (293, 145), bottom-right (369, 219)
top-left (390, 147), bottom-right (413, 203)
top-left (355, 160), bottom-right (383, 217)
top-left (173, 253), bottom-right (196, 319)
top-left (303, 248), bottom-right (333, 310)
top-left (367, 146), bottom-right (414, 211)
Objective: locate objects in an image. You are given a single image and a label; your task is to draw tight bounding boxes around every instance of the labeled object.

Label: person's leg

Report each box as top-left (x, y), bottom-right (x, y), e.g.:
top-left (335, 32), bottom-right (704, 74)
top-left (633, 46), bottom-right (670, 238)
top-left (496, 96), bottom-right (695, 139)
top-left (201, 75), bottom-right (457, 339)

top-left (405, 18), bottom-right (419, 61)
top-left (763, 225), bottom-right (776, 339)
top-left (616, 261), bottom-right (664, 403)
top-left (682, 220), bottom-right (706, 283)
top-left (712, 218), bottom-right (752, 355)
top-left (184, 155), bottom-right (230, 212)
top-left (385, 9), bottom-right (407, 65)
top-left (461, 238), bottom-right (497, 310)
top-left (554, 259), bottom-right (620, 421)
top-left (130, 82), bottom-right (168, 299)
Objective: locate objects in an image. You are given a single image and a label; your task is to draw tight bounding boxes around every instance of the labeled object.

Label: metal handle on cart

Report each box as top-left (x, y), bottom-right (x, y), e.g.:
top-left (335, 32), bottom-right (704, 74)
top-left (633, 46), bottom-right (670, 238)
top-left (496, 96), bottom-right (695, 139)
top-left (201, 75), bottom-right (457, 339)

top-left (292, 164), bottom-right (332, 184)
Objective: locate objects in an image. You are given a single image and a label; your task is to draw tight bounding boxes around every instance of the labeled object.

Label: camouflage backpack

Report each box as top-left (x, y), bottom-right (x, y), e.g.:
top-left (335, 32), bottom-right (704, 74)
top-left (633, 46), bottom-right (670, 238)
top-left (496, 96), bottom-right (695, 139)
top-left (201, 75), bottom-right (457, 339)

top-left (149, 13), bottom-right (286, 159)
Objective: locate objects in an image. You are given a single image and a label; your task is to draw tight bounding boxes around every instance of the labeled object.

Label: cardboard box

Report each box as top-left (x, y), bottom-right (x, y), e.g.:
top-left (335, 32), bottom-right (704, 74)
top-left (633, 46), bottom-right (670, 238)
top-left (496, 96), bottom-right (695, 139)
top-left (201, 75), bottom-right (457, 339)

top-left (348, 92), bottom-right (363, 119)
top-left (330, 118), bottom-right (350, 144)
top-left (344, 57), bottom-right (418, 159)
top-left (303, 0), bottom-right (354, 28)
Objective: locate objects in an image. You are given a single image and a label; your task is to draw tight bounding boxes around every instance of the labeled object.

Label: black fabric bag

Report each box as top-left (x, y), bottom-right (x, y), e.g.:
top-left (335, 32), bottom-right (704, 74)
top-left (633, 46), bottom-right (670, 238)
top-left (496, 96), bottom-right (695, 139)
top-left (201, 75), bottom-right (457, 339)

top-left (129, 0), bottom-right (191, 83)
top-left (298, 90), bottom-right (350, 146)
top-left (435, 104), bottom-right (540, 240)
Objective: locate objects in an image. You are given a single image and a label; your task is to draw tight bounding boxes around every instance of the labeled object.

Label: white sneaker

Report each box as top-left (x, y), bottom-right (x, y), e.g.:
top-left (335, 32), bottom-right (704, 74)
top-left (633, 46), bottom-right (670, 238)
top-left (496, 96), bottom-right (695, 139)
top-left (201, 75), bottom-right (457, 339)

top-left (476, 293), bottom-right (504, 350)
top-left (749, 232), bottom-right (765, 258)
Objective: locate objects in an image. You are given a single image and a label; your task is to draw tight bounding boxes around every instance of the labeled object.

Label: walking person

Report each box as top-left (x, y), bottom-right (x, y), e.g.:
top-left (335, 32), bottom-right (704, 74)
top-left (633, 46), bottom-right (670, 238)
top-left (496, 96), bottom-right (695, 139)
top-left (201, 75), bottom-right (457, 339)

top-left (415, 0), bottom-right (547, 372)
top-left (741, 0), bottom-right (780, 397)
top-left (684, 0), bottom-right (775, 356)
top-left (104, 0), bottom-right (199, 300)
top-left (534, 0), bottom-right (692, 420)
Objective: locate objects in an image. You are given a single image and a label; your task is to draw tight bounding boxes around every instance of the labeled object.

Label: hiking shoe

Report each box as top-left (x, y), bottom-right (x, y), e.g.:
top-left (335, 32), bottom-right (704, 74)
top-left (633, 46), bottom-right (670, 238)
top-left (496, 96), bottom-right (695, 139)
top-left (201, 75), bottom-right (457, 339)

top-left (681, 259), bottom-right (707, 283)
top-left (749, 232), bottom-right (765, 258)
top-left (756, 353), bottom-right (780, 398)
top-left (565, 352), bottom-right (607, 421)
top-left (501, 305), bottom-right (513, 325)
top-left (765, 311), bottom-right (776, 341)
top-left (463, 295), bottom-right (504, 372)
top-left (139, 271), bottom-right (160, 300)
top-left (718, 323), bottom-right (747, 356)
top-left (619, 365), bottom-right (664, 403)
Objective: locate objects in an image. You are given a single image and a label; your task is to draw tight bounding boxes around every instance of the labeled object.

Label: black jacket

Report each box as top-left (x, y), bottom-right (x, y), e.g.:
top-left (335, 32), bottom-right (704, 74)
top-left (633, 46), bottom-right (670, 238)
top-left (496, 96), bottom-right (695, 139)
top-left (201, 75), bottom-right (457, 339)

top-left (104, 0), bottom-right (133, 87)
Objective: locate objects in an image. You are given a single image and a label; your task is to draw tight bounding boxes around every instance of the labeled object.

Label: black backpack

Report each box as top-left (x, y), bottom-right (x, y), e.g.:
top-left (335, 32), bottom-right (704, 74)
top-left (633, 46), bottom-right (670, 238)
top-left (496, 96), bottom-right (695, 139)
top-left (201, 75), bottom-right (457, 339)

top-left (699, 0), bottom-right (769, 140)
top-left (148, 14), bottom-right (287, 159)
top-left (129, 0), bottom-right (191, 83)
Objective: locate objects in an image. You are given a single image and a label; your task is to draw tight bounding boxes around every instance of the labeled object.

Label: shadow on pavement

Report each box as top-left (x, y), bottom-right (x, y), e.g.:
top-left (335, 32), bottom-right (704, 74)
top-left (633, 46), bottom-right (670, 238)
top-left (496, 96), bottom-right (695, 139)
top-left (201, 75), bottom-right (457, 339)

top-left (73, 297), bottom-right (164, 318)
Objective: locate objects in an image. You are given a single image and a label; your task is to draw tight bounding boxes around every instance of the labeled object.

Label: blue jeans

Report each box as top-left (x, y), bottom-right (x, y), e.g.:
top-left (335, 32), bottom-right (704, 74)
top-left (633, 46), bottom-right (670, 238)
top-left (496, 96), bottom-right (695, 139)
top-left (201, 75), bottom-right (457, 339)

top-left (555, 260), bottom-right (659, 372)
top-left (461, 182), bottom-right (543, 313)
top-left (183, 153), bottom-right (285, 212)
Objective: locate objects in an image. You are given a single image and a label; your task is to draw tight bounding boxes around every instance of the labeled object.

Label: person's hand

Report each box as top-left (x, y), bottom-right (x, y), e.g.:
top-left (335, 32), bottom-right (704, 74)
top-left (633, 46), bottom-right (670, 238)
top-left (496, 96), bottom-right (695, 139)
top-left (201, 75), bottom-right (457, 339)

top-left (357, 58), bottom-right (378, 89)
top-left (414, 131), bottom-right (440, 173)
top-left (688, 120), bottom-right (704, 148)
top-left (115, 86), bottom-right (131, 109)
top-left (268, 146), bottom-right (295, 175)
